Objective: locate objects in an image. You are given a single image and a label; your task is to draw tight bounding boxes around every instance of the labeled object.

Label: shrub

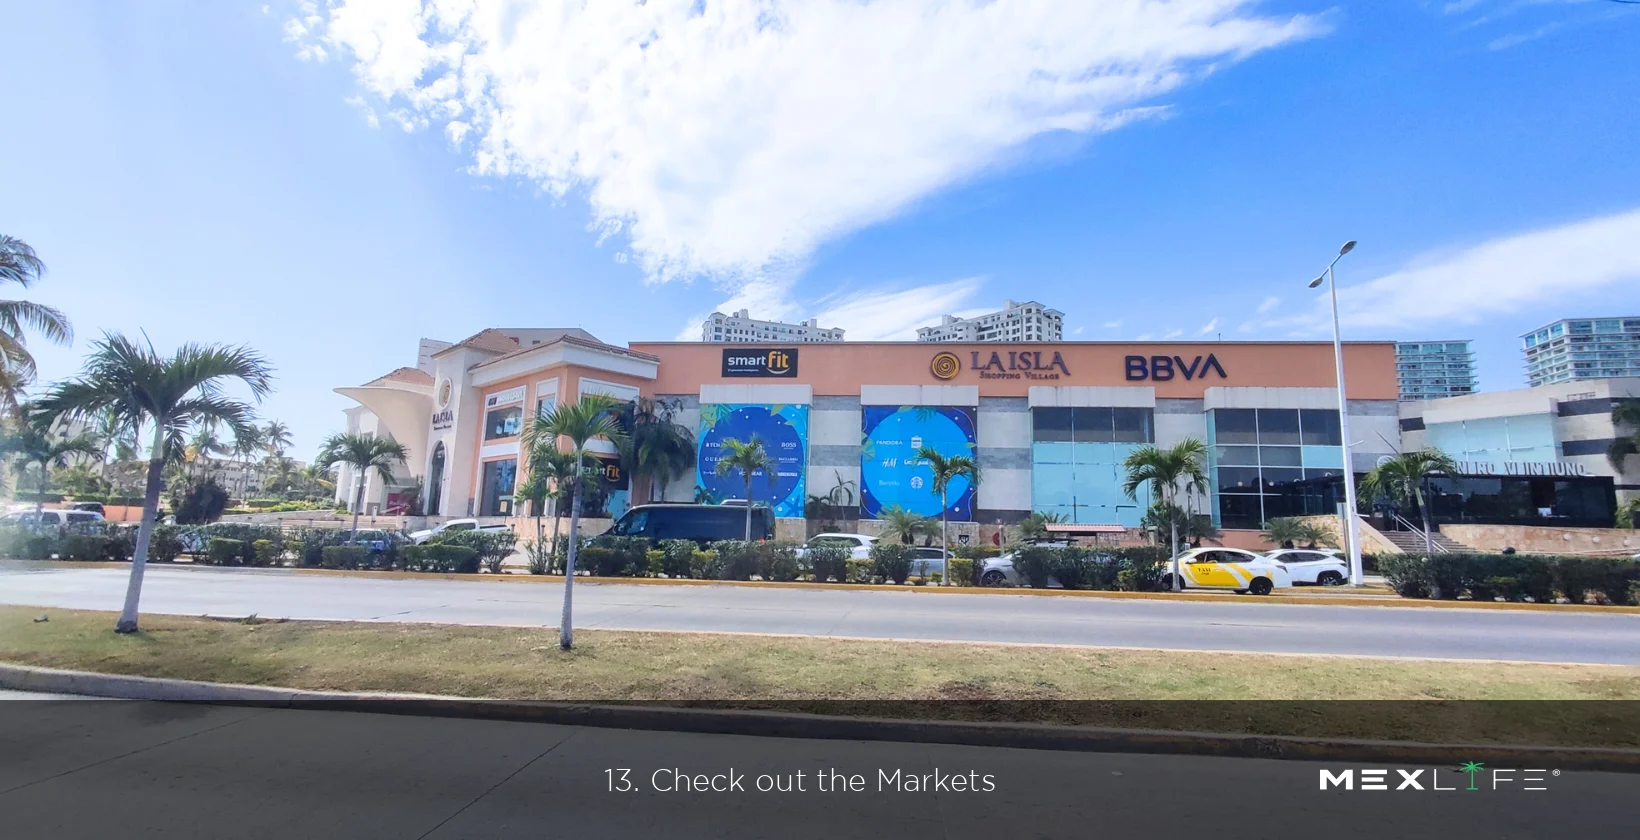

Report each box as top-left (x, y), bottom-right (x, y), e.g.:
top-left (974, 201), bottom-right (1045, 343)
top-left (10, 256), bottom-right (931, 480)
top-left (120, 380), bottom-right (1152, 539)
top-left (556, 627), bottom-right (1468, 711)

top-left (947, 557), bottom-right (974, 587)
top-left (206, 538), bottom-right (246, 566)
top-left (320, 545), bottom-right (370, 570)
top-left (23, 534), bottom-right (57, 560)
top-left (807, 543), bottom-right (850, 582)
top-left (579, 546), bottom-right (619, 577)
top-left (524, 540), bottom-right (556, 575)
top-left (1050, 547), bottom-right (1093, 590)
top-left (1424, 554), bottom-right (1472, 600)
top-left (844, 558), bottom-right (875, 584)
top-left (431, 529), bottom-right (518, 574)
top-left (101, 529), bottom-right (135, 562)
top-left (1554, 557), bottom-right (1601, 605)
top-left (401, 543), bottom-right (480, 574)
top-left (251, 539), bottom-right (279, 567)
top-left (755, 541), bottom-right (802, 582)
top-left (1592, 558), bottom-right (1640, 605)
top-left (1013, 545), bottom-right (1057, 589)
top-left (951, 544), bottom-right (1000, 562)
top-left (59, 534), bottom-right (112, 562)
top-left (659, 539), bottom-right (698, 578)
top-left (1515, 562), bottom-right (1555, 603)
top-left (1379, 555), bottom-right (1433, 598)
top-left (708, 540), bottom-right (759, 581)
top-left (690, 549), bottom-right (721, 580)
top-left (644, 549), bottom-right (666, 576)
top-left (148, 525), bottom-right (184, 563)
top-left (869, 541), bottom-right (913, 585)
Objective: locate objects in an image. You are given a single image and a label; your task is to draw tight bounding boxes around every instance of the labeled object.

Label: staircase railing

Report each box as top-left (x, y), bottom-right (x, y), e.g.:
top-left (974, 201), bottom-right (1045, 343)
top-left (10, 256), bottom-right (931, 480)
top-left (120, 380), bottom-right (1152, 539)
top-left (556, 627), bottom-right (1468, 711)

top-left (1393, 514), bottom-right (1448, 553)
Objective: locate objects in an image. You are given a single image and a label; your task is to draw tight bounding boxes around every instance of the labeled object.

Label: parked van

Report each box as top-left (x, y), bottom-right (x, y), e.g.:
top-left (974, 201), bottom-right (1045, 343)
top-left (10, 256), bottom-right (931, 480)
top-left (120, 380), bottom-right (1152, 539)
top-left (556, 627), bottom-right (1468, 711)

top-left (603, 503), bottom-right (774, 546)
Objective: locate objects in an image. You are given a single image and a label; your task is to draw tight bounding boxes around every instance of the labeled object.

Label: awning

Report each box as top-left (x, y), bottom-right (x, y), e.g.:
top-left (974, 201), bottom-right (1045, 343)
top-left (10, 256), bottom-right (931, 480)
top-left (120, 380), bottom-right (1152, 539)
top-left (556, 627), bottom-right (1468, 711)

top-left (1044, 523), bottom-right (1126, 535)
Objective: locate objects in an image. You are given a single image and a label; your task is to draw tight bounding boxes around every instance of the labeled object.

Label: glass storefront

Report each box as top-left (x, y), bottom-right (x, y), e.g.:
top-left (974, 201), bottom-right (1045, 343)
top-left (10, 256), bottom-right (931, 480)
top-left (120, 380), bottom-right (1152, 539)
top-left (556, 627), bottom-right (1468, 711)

top-left (484, 405), bottom-right (523, 440)
top-left (480, 458), bottom-right (517, 517)
top-left (1209, 408), bottom-right (1345, 529)
top-left (1426, 475), bottom-right (1616, 528)
top-left (1031, 407), bottom-right (1154, 526)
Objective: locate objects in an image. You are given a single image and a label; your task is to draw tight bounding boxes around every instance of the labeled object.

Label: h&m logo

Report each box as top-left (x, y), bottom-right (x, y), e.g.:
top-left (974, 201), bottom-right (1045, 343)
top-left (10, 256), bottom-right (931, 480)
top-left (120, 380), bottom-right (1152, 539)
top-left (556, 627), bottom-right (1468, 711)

top-left (1124, 354), bottom-right (1228, 382)
top-left (1319, 764), bottom-right (1554, 792)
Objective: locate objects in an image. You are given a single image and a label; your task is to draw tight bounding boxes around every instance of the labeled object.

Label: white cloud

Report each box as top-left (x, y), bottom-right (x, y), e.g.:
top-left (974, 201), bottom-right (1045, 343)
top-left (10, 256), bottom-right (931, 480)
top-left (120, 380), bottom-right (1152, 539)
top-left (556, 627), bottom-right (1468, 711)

top-left (1163, 328), bottom-right (1184, 339)
top-left (1072, 326), bottom-right (1085, 336)
top-left (1244, 207), bottom-right (1640, 336)
top-left (344, 95), bottom-right (380, 129)
top-left (673, 275), bottom-right (987, 341)
top-left (294, 0), bottom-right (1327, 284)
top-left (1197, 317), bottom-right (1220, 336)
top-left (1102, 319), bottom-right (1123, 329)
top-left (1255, 295), bottom-right (1280, 314)
top-left (1135, 333), bottom-right (1153, 341)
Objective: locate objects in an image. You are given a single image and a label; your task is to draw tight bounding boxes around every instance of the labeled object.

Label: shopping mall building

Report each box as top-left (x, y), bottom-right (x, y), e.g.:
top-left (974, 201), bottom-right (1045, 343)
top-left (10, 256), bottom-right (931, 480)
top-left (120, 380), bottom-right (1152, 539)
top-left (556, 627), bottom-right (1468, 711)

top-left (335, 328), bottom-right (1414, 542)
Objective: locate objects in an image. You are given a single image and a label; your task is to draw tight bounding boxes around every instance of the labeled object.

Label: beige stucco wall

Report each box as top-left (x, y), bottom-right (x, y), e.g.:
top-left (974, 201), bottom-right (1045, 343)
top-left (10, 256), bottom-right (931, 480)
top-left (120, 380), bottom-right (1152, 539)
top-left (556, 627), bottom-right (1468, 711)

top-left (1439, 523), bottom-right (1640, 556)
top-left (1294, 514), bottom-right (1404, 555)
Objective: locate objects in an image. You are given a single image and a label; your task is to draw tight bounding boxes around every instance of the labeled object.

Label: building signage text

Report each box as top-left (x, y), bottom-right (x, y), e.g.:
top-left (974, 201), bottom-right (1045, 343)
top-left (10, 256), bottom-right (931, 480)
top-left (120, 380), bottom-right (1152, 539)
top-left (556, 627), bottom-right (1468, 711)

top-left (722, 348), bottom-right (798, 378)
top-left (1455, 460), bottom-right (1589, 478)
top-left (431, 408), bottom-right (454, 431)
top-left (485, 386), bottom-right (525, 408)
top-left (1125, 354), bottom-right (1228, 382)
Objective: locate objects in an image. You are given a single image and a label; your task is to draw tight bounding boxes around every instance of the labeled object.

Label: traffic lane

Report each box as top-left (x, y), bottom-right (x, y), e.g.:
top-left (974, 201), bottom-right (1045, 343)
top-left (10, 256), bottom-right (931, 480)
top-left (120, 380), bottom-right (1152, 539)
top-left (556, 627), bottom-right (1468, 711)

top-left (2, 702), bottom-right (1636, 839)
top-left (3, 565), bottom-right (1639, 664)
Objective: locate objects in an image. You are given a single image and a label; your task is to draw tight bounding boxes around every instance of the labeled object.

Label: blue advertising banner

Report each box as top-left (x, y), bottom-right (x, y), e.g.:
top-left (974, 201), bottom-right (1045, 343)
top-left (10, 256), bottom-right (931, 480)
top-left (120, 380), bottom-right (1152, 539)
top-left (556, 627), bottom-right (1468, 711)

top-left (697, 404), bottom-right (808, 517)
top-left (860, 406), bottom-right (977, 520)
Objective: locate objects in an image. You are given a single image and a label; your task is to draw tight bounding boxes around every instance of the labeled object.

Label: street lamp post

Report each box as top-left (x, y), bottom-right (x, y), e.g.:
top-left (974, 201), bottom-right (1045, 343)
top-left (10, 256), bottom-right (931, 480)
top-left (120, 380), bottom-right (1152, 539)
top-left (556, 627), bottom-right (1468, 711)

top-left (1309, 240), bottom-right (1364, 586)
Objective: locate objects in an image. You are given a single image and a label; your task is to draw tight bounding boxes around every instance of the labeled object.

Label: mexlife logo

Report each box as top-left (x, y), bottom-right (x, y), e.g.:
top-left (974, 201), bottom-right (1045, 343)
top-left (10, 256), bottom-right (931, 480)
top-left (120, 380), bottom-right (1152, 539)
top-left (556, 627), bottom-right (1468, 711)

top-left (722, 348), bottom-right (798, 378)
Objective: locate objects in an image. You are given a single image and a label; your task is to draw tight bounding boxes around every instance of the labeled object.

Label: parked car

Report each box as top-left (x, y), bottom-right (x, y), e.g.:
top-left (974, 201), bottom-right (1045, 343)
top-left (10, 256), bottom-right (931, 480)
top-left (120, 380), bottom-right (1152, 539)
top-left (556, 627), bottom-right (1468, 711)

top-left (908, 546), bottom-right (949, 579)
top-left (1263, 548), bottom-right (1349, 586)
top-left (795, 533), bottom-right (877, 560)
top-left (603, 503), bottom-right (775, 546)
top-left (1163, 548), bottom-right (1292, 595)
top-left (69, 502), bottom-right (106, 515)
top-left (0, 509), bottom-right (106, 529)
top-left (408, 518), bottom-right (510, 545)
top-left (978, 549), bottom-right (1076, 588)
top-left (348, 529), bottom-right (397, 553)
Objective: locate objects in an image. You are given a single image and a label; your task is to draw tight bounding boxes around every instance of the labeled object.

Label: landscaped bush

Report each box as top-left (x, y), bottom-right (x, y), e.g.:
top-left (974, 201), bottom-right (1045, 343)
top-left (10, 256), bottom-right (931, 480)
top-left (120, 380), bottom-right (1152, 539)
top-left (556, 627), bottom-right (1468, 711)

top-left (1379, 554), bottom-right (1432, 598)
top-left (658, 539), bottom-right (698, 578)
top-left (578, 546), bottom-right (619, 576)
top-left (524, 539), bottom-right (557, 575)
top-left (947, 557), bottom-right (975, 587)
top-left (844, 558), bottom-right (875, 584)
top-left (432, 529), bottom-right (518, 574)
top-left (148, 525), bottom-right (184, 563)
top-left (320, 545), bottom-right (371, 570)
top-left (807, 542), bottom-right (850, 582)
top-left (869, 541), bottom-right (913, 585)
top-left (690, 549), bottom-right (721, 580)
top-left (252, 539), bottom-right (280, 567)
top-left (400, 543), bottom-right (480, 574)
top-left (951, 544), bottom-right (1001, 562)
top-left (708, 540), bottom-right (759, 581)
top-left (755, 541), bottom-right (802, 582)
top-left (1383, 553), bottom-right (1640, 605)
top-left (206, 538), bottom-right (246, 566)
top-left (1013, 545), bottom-right (1057, 589)
top-left (59, 534), bottom-right (113, 561)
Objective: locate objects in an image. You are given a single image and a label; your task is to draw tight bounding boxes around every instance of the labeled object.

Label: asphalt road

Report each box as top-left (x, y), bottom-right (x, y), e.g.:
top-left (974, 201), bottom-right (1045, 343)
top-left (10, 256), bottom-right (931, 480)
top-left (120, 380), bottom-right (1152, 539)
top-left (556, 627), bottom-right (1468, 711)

top-left (2, 701), bottom-right (1635, 839)
top-left (3, 564), bottom-right (1639, 664)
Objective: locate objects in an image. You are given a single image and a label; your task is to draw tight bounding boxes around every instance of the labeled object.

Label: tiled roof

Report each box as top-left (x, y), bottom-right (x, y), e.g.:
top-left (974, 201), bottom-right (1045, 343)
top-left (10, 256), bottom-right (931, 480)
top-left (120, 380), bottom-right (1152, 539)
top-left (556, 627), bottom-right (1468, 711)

top-left (363, 367), bottom-right (434, 387)
top-left (472, 332), bottom-right (661, 368)
top-left (450, 328), bottom-right (523, 354)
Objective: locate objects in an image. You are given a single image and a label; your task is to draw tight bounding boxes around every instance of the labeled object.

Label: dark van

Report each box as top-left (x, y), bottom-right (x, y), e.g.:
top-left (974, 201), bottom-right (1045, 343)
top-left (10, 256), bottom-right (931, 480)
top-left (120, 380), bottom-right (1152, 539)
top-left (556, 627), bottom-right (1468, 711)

top-left (603, 503), bottom-right (774, 546)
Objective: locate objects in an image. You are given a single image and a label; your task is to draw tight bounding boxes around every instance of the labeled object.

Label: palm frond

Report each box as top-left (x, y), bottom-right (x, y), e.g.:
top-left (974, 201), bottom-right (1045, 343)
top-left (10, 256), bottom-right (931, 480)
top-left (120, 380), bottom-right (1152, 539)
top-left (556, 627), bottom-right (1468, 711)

top-left (0, 299), bottom-right (72, 346)
top-left (0, 236), bottom-right (46, 287)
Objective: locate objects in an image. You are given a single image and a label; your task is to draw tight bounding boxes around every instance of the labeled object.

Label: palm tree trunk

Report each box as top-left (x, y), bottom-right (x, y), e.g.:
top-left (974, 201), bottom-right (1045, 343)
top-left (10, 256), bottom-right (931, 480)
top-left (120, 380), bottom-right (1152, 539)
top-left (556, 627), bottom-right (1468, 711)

top-left (35, 461), bottom-right (47, 518)
top-left (1168, 488), bottom-right (1181, 592)
top-left (743, 473), bottom-right (754, 541)
top-left (940, 489), bottom-right (949, 587)
top-left (560, 478), bottom-right (584, 650)
top-left (116, 425), bottom-right (167, 634)
top-left (1416, 480), bottom-right (1434, 557)
top-left (351, 473), bottom-right (364, 538)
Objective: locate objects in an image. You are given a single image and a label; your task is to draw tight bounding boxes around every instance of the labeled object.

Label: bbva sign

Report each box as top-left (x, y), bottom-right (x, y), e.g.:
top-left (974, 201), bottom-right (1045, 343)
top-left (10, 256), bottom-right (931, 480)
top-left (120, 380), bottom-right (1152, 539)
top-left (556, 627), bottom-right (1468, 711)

top-left (1125, 354), bottom-right (1228, 382)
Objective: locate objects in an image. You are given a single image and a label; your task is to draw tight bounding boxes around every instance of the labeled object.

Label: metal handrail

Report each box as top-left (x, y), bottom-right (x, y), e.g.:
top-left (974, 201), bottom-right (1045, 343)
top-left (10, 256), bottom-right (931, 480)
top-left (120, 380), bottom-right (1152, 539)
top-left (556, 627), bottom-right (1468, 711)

top-left (1392, 514), bottom-right (1447, 553)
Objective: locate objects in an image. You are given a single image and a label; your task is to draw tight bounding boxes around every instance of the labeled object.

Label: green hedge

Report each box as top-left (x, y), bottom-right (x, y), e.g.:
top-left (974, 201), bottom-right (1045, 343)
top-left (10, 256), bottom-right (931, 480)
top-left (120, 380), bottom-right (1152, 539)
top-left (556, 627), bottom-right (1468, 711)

top-left (207, 538), bottom-right (245, 566)
top-left (400, 543), bottom-right (480, 574)
top-left (1381, 553), bottom-right (1640, 605)
top-left (320, 545), bottom-right (372, 570)
top-left (1003, 545), bottom-right (1170, 591)
top-left (868, 542), bottom-right (913, 585)
top-left (806, 543), bottom-right (850, 583)
top-left (429, 529), bottom-right (517, 574)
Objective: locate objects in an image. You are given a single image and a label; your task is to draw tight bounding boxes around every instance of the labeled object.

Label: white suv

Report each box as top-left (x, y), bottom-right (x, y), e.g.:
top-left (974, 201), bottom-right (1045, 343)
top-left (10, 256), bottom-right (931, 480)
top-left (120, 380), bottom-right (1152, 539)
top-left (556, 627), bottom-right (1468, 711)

top-left (796, 533), bottom-right (877, 560)
top-left (1263, 548), bottom-right (1349, 586)
top-left (1165, 548), bottom-right (1293, 595)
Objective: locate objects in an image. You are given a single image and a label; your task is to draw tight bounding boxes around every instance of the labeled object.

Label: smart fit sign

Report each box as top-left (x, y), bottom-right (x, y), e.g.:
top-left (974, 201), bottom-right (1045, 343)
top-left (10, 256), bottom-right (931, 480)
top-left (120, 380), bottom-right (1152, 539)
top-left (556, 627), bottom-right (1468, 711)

top-left (722, 348), bottom-right (798, 378)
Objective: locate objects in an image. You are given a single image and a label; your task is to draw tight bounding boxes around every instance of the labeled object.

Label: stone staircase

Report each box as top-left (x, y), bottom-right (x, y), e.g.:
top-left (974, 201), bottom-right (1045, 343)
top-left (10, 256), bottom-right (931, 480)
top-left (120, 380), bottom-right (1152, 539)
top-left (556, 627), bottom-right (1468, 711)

top-left (1378, 529), bottom-right (1471, 555)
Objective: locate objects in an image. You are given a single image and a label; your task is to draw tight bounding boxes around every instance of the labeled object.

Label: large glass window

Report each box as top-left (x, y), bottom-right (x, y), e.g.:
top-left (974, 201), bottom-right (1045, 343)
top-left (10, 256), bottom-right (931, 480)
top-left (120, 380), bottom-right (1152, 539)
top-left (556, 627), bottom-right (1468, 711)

top-left (1032, 406), bottom-right (1156, 526)
top-left (1213, 409), bottom-right (1258, 444)
top-left (480, 458), bottom-right (517, 517)
top-left (1299, 409), bottom-right (1341, 446)
top-left (1032, 408), bottom-right (1073, 442)
top-left (485, 406), bottom-right (523, 440)
top-left (1256, 409), bottom-right (1300, 446)
top-left (1209, 407), bottom-right (1345, 529)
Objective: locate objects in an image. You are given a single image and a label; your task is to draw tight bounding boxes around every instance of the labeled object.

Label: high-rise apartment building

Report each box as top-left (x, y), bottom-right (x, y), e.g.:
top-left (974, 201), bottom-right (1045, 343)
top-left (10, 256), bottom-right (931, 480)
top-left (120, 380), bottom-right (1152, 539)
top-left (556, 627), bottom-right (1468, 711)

top-left (1522, 317), bottom-right (1640, 386)
top-left (702, 310), bottom-right (845, 343)
top-left (1394, 340), bottom-right (1478, 401)
top-left (916, 300), bottom-right (1064, 343)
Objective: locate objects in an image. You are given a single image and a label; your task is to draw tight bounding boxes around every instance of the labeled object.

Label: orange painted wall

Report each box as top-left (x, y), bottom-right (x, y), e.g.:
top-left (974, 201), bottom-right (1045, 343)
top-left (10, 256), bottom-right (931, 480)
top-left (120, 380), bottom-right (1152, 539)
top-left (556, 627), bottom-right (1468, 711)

top-left (628, 341), bottom-right (1398, 400)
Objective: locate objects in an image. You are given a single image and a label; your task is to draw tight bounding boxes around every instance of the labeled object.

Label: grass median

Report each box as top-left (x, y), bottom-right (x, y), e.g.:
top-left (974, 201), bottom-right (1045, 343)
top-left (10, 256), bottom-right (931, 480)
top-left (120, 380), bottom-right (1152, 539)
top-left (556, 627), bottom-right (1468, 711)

top-left (3, 605), bottom-right (1637, 747)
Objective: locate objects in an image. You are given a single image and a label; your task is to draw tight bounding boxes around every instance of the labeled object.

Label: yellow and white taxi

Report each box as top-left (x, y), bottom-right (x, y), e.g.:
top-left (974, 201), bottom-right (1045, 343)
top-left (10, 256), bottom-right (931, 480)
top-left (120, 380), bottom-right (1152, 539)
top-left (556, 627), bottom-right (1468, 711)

top-left (1163, 548), bottom-right (1293, 596)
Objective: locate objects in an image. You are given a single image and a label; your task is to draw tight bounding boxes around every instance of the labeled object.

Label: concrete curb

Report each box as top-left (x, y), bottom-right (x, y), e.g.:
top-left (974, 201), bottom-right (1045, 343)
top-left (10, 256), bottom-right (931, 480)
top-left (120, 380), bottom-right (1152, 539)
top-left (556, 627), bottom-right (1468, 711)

top-left (3, 663), bottom-right (1638, 772)
top-left (15, 560), bottom-right (1639, 613)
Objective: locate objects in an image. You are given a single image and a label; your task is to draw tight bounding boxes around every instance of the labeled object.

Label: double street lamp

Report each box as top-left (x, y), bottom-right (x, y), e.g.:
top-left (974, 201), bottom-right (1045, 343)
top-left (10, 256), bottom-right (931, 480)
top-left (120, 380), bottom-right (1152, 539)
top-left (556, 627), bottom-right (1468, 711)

top-left (1309, 241), bottom-right (1365, 586)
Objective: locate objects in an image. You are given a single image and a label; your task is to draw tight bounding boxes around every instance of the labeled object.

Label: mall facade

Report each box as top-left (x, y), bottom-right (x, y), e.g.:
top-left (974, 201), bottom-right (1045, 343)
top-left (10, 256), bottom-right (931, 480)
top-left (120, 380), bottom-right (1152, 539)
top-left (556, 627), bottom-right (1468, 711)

top-left (334, 328), bottom-right (1407, 537)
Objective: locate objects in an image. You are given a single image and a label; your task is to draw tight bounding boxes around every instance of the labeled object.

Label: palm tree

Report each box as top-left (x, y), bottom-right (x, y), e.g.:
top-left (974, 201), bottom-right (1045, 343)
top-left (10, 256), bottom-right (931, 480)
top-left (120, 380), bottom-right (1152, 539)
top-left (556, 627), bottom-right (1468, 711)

top-left (1261, 517), bottom-right (1336, 550)
top-left (1609, 400), bottom-right (1640, 475)
top-left (316, 432), bottom-right (409, 537)
top-left (522, 437), bottom-right (584, 558)
top-left (1122, 438), bottom-right (1209, 591)
top-left (0, 416), bottom-right (102, 516)
top-left (622, 398), bottom-right (696, 502)
top-left (714, 436), bottom-right (773, 541)
top-left (1359, 448), bottom-right (1458, 557)
top-left (183, 423), bottom-right (229, 480)
top-left (877, 504), bottom-right (935, 544)
top-left (1017, 510), bottom-right (1067, 543)
top-left (915, 446), bottom-right (979, 568)
top-left (33, 333), bottom-right (272, 633)
top-left (522, 394), bottom-right (628, 650)
top-left (0, 235), bottom-right (72, 384)
top-left (262, 420), bottom-right (293, 458)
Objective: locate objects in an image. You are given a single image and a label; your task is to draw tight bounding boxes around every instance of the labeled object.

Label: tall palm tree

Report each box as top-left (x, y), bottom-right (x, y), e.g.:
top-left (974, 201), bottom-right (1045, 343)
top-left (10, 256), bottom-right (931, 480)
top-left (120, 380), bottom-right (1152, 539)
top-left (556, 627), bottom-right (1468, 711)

top-left (622, 398), bottom-right (696, 502)
top-left (262, 420), bottom-right (293, 459)
top-left (0, 416), bottom-right (102, 516)
top-left (522, 438), bottom-right (584, 557)
top-left (714, 436), bottom-right (773, 541)
top-left (1359, 448), bottom-right (1458, 557)
top-left (316, 432), bottom-right (409, 537)
top-left (1609, 400), bottom-right (1640, 476)
top-left (915, 446), bottom-right (979, 571)
top-left (184, 423), bottom-right (229, 480)
top-left (1122, 438), bottom-right (1209, 591)
top-left (0, 235), bottom-right (72, 383)
top-left (877, 504), bottom-right (934, 544)
top-left (522, 394), bottom-right (628, 650)
top-left (33, 333), bottom-right (272, 633)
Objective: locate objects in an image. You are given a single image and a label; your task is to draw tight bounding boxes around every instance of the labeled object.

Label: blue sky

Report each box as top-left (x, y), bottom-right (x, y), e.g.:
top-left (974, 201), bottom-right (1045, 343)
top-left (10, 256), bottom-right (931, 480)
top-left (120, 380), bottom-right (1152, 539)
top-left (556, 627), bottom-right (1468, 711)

top-left (3, 1), bottom-right (1638, 459)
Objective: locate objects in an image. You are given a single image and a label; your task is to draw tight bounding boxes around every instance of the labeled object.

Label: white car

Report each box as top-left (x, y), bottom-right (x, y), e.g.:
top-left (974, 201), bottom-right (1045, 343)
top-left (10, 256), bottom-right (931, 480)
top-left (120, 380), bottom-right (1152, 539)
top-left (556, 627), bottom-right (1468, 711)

top-left (1164, 547), bottom-right (1293, 595)
top-left (408, 519), bottom-right (510, 545)
top-left (1263, 548), bottom-right (1349, 586)
top-left (0, 509), bottom-right (106, 528)
top-left (796, 533), bottom-right (877, 560)
top-left (977, 544), bottom-right (1075, 588)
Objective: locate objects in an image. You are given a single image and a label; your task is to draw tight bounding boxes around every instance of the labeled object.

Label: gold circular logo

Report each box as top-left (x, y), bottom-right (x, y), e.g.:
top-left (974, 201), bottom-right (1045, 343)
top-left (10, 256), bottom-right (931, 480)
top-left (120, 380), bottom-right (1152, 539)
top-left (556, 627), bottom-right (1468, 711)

top-left (438, 379), bottom-right (453, 408)
top-left (930, 351), bottom-right (961, 380)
